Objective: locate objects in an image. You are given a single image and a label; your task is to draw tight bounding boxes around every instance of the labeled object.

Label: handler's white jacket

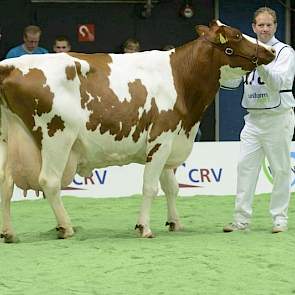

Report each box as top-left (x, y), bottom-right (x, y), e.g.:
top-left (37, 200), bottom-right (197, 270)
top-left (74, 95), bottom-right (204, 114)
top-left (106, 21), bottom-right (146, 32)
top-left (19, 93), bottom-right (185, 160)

top-left (221, 36), bottom-right (295, 113)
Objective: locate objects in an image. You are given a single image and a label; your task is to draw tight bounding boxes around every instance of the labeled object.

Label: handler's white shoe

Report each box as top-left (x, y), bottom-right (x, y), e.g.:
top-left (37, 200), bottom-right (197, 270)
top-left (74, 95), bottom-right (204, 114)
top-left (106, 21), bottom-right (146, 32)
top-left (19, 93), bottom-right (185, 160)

top-left (223, 222), bottom-right (249, 232)
top-left (272, 224), bottom-right (287, 234)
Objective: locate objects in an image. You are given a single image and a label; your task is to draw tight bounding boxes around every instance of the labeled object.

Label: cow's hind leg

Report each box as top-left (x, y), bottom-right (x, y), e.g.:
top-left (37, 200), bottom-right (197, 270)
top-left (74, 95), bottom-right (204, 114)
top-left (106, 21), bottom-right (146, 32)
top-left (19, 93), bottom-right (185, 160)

top-left (40, 178), bottom-right (74, 239)
top-left (160, 168), bottom-right (183, 232)
top-left (39, 178), bottom-right (74, 239)
top-left (38, 139), bottom-right (76, 239)
top-left (0, 165), bottom-right (16, 243)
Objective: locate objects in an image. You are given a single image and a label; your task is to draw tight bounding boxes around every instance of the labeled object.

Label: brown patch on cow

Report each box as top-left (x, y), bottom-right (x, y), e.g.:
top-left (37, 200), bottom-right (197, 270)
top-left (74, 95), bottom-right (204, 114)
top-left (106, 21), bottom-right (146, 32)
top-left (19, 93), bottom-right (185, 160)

top-left (148, 98), bottom-right (181, 142)
top-left (71, 53), bottom-right (150, 141)
top-left (74, 61), bottom-right (82, 75)
top-left (2, 68), bottom-right (55, 146)
top-left (169, 42), bottom-right (220, 137)
top-left (65, 66), bottom-right (76, 81)
top-left (146, 143), bottom-right (161, 162)
top-left (71, 51), bottom-right (198, 143)
top-left (47, 115), bottom-right (65, 137)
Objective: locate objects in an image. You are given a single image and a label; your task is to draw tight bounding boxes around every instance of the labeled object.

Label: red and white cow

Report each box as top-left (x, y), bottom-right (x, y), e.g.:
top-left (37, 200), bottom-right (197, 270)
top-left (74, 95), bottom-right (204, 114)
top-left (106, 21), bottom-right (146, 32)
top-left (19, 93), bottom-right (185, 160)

top-left (0, 20), bottom-right (275, 242)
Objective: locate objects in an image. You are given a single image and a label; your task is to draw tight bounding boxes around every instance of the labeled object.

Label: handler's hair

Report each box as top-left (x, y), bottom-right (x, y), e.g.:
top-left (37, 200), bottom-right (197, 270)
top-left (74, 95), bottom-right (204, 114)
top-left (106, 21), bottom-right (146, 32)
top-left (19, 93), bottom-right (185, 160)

top-left (23, 25), bottom-right (42, 37)
top-left (252, 7), bottom-right (277, 24)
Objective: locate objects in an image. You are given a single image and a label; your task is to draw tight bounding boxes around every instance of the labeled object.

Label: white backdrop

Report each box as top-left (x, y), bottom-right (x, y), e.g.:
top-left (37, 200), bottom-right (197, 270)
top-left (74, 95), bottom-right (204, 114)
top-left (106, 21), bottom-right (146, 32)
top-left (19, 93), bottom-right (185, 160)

top-left (12, 142), bottom-right (295, 201)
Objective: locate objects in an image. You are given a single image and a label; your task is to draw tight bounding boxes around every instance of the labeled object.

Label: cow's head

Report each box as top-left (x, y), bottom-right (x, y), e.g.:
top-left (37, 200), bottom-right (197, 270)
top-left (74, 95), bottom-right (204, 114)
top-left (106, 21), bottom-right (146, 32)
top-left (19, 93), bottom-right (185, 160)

top-left (196, 20), bottom-right (275, 73)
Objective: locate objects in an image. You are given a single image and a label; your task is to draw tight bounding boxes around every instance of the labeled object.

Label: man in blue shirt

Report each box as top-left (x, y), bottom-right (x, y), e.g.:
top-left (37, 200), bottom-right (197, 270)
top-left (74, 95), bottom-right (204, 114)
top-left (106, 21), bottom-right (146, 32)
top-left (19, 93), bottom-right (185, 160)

top-left (6, 25), bottom-right (48, 59)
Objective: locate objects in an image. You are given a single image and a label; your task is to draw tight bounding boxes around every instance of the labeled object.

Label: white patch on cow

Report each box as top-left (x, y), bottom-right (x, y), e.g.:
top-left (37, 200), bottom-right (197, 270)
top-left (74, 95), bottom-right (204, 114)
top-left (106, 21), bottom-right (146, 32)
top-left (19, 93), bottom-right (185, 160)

top-left (72, 57), bottom-right (90, 78)
top-left (0, 55), bottom-right (32, 75)
top-left (164, 121), bottom-right (197, 168)
top-left (83, 91), bottom-right (97, 107)
top-left (138, 106), bottom-right (145, 118)
top-left (219, 65), bottom-right (246, 84)
top-left (108, 51), bottom-right (177, 112)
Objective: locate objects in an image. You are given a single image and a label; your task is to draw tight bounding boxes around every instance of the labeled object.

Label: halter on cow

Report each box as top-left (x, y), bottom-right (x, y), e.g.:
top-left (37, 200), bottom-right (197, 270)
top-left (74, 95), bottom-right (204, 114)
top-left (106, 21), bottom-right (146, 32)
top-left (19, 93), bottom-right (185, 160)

top-left (0, 20), bottom-right (274, 242)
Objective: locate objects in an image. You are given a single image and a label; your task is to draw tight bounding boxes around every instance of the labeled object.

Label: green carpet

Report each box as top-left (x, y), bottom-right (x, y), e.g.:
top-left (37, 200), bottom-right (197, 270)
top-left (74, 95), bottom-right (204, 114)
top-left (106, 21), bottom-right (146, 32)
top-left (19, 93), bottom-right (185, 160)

top-left (1, 194), bottom-right (295, 295)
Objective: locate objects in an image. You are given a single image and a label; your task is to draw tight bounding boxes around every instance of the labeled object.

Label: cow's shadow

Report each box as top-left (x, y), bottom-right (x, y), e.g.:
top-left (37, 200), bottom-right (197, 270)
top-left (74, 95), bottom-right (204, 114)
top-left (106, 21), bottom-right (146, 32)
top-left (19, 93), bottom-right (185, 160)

top-left (9, 223), bottom-right (227, 244)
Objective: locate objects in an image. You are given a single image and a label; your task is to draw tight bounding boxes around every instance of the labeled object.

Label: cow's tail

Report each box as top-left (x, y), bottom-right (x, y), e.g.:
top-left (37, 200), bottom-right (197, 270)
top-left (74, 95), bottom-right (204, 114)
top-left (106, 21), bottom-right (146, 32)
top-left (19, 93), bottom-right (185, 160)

top-left (0, 65), bottom-right (14, 144)
top-left (0, 65), bottom-right (15, 105)
top-left (0, 65), bottom-right (14, 85)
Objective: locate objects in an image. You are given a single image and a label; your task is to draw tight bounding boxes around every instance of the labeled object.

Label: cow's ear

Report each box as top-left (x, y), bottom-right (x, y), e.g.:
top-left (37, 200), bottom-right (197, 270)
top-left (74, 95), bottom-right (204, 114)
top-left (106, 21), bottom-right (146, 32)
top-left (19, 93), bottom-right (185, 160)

top-left (195, 25), bottom-right (209, 37)
top-left (212, 26), bottom-right (228, 44)
top-left (218, 33), bottom-right (228, 44)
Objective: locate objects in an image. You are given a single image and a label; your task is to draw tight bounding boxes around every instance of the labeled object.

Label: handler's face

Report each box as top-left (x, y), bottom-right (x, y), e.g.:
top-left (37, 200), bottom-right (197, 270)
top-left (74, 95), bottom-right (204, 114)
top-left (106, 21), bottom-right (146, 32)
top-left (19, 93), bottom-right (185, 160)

top-left (252, 12), bottom-right (277, 43)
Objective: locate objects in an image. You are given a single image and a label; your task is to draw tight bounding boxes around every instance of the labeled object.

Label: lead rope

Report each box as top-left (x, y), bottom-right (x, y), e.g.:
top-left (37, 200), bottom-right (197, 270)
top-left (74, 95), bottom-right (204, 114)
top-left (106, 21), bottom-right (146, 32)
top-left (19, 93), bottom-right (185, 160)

top-left (251, 38), bottom-right (259, 67)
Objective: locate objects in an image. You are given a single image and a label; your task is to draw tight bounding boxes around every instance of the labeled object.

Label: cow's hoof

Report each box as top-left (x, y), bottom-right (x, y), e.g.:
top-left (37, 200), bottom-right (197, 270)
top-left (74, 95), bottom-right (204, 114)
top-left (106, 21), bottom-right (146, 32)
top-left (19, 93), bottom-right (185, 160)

top-left (134, 224), bottom-right (155, 238)
top-left (0, 232), bottom-right (19, 243)
top-left (56, 226), bottom-right (74, 239)
top-left (165, 221), bottom-right (183, 232)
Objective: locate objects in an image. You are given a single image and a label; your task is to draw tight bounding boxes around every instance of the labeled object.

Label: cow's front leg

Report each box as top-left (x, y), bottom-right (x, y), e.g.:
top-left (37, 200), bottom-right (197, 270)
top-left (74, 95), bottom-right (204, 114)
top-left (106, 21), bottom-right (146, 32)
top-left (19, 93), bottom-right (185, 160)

top-left (136, 141), bottom-right (171, 238)
top-left (160, 168), bottom-right (183, 232)
top-left (135, 175), bottom-right (159, 238)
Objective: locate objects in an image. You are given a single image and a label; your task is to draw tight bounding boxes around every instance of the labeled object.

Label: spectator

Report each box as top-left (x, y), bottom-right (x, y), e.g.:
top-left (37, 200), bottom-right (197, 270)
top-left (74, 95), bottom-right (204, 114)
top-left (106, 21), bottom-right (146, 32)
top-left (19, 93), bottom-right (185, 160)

top-left (223, 7), bottom-right (295, 233)
top-left (6, 25), bottom-right (48, 59)
top-left (122, 38), bottom-right (140, 53)
top-left (53, 35), bottom-right (71, 53)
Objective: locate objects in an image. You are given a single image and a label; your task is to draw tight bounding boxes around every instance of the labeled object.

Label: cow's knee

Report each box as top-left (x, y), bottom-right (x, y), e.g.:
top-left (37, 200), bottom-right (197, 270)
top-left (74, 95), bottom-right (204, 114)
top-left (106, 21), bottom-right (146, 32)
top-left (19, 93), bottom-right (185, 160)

top-left (143, 184), bottom-right (158, 198)
top-left (39, 174), bottom-right (60, 195)
top-left (162, 184), bottom-right (179, 197)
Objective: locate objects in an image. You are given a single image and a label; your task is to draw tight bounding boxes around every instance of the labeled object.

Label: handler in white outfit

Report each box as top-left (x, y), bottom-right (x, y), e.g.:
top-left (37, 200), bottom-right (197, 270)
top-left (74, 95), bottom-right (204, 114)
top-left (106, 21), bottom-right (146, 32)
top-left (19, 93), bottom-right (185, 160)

top-left (223, 7), bottom-right (295, 233)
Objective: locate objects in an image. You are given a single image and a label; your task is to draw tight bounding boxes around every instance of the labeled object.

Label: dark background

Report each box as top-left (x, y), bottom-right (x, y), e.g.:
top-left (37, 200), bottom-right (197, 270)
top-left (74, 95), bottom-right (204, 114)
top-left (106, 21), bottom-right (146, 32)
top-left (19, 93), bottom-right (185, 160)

top-left (0, 0), bottom-right (293, 141)
top-left (0, 0), bottom-right (213, 54)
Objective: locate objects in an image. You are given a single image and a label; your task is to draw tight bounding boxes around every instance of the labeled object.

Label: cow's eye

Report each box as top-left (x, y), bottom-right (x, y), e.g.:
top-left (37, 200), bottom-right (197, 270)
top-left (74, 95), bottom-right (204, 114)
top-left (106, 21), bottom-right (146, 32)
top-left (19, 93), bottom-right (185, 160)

top-left (236, 34), bottom-right (241, 39)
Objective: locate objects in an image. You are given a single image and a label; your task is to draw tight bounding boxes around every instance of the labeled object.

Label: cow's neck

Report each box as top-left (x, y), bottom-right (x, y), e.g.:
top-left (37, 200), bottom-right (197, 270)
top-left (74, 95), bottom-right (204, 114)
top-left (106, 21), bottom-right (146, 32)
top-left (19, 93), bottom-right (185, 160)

top-left (170, 39), bottom-right (222, 133)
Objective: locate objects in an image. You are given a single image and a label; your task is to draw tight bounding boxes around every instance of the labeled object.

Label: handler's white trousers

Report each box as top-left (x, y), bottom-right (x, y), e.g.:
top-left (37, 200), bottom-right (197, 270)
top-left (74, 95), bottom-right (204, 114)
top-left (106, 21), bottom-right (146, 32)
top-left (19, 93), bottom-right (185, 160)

top-left (234, 108), bottom-right (295, 226)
